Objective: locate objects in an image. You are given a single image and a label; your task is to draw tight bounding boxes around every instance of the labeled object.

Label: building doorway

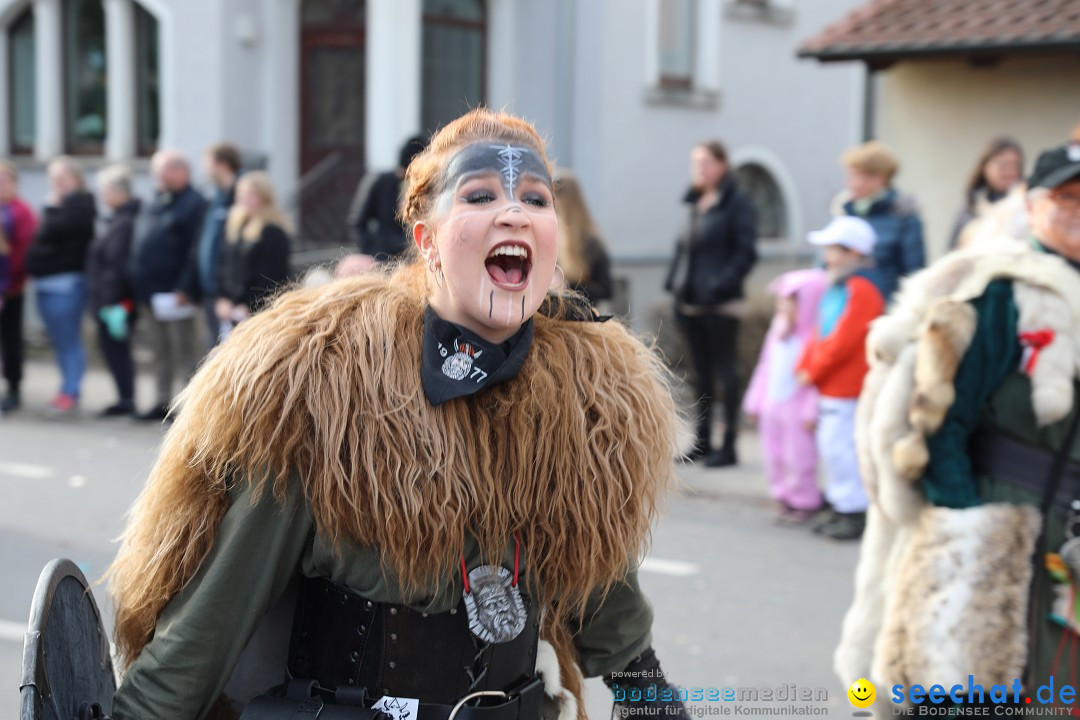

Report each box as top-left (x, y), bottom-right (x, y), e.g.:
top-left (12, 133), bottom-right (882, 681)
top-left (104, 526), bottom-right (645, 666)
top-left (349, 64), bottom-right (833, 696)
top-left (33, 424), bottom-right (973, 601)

top-left (298, 0), bottom-right (365, 249)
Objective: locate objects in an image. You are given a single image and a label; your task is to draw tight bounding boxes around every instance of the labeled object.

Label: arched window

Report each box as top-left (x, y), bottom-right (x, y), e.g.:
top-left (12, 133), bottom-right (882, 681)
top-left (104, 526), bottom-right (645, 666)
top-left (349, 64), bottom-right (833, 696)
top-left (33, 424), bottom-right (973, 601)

top-left (64, 0), bottom-right (107, 153)
top-left (421, 0), bottom-right (486, 134)
top-left (9, 8), bottom-right (35, 154)
top-left (734, 163), bottom-right (788, 240)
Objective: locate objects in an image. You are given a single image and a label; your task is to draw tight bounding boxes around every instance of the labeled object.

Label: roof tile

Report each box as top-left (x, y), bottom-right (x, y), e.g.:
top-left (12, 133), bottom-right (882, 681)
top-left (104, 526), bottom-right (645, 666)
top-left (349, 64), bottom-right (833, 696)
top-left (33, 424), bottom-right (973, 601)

top-left (801, 0), bottom-right (1080, 59)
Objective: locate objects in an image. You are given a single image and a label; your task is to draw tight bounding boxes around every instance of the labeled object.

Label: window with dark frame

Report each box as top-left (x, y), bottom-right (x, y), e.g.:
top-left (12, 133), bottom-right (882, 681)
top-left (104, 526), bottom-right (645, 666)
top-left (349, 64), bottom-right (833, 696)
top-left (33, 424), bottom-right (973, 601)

top-left (421, 0), bottom-right (487, 135)
top-left (135, 3), bottom-right (160, 156)
top-left (63, 0), bottom-right (108, 155)
top-left (658, 0), bottom-right (695, 89)
top-left (9, 8), bottom-right (35, 155)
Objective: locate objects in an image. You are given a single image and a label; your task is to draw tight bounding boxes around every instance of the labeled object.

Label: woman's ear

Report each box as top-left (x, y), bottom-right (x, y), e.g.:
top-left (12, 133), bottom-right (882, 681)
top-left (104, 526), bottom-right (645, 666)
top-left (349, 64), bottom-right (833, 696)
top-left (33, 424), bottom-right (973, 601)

top-left (414, 222), bottom-right (442, 269)
top-left (413, 221), bottom-right (432, 255)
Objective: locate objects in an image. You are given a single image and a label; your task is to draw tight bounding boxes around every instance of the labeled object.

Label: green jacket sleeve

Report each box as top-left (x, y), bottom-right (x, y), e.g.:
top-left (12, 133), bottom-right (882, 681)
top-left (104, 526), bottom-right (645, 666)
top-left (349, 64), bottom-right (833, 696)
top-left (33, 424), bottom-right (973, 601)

top-left (572, 568), bottom-right (654, 678)
top-left (112, 477), bottom-right (315, 720)
top-left (922, 280), bottom-right (1022, 508)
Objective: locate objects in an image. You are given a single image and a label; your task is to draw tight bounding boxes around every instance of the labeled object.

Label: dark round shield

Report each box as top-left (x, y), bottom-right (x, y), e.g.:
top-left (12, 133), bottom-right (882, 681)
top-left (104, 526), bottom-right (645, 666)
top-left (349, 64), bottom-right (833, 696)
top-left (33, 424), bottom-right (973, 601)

top-left (20, 558), bottom-right (116, 720)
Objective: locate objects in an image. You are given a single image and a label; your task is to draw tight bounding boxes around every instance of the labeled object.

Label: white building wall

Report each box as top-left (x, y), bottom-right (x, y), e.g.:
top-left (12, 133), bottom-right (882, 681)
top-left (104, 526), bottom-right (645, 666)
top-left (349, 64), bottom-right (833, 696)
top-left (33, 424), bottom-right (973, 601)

top-left (570, 0), bottom-right (865, 326)
top-left (2, 0), bottom-right (873, 333)
top-left (220, 0), bottom-right (265, 165)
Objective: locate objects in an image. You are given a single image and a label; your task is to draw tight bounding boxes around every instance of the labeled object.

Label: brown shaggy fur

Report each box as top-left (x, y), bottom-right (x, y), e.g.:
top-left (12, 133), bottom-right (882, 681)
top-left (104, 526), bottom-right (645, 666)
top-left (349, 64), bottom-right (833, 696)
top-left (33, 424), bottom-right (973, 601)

top-left (106, 262), bottom-right (681, 717)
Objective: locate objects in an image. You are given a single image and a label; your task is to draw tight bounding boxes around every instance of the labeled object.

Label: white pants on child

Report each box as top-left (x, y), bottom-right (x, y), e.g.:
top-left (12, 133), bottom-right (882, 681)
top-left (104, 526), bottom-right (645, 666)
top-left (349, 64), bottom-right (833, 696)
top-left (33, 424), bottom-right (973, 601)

top-left (816, 396), bottom-right (868, 514)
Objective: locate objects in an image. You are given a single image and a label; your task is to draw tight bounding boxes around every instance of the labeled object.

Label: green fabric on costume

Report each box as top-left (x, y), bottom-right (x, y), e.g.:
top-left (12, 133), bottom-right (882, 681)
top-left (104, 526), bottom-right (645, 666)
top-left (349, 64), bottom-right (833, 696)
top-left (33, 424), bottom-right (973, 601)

top-left (112, 477), bottom-right (653, 720)
top-left (922, 280), bottom-right (1022, 508)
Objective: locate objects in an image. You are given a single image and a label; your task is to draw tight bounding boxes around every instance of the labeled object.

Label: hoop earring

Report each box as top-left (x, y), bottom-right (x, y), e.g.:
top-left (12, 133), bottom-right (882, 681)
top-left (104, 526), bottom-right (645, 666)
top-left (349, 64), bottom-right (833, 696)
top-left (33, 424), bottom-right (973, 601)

top-left (428, 257), bottom-right (446, 288)
top-left (550, 265), bottom-right (566, 291)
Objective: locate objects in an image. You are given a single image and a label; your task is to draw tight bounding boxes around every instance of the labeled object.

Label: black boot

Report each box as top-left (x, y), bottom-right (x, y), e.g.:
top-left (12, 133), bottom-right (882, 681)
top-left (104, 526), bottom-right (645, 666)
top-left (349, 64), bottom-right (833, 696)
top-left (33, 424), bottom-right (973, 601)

top-left (136, 403), bottom-right (171, 422)
top-left (1, 388), bottom-right (20, 412)
top-left (705, 432), bottom-right (738, 468)
top-left (820, 511), bottom-right (866, 541)
top-left (680, 414), bottom-right (712, 463)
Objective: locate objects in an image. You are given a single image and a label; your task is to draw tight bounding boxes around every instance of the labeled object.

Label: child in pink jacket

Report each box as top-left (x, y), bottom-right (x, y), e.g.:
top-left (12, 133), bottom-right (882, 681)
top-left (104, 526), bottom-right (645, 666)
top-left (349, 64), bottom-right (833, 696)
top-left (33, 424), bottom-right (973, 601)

top-left (743, 268), bottom-right (828, 521)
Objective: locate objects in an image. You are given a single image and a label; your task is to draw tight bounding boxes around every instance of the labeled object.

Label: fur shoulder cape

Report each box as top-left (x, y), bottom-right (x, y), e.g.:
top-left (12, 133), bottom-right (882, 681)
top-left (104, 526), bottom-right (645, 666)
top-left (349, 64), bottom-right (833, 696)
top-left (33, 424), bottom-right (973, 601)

top-left (835, 238), bottom-right (1080, 695)
top-left (107, 264), bottom-right (681, 710)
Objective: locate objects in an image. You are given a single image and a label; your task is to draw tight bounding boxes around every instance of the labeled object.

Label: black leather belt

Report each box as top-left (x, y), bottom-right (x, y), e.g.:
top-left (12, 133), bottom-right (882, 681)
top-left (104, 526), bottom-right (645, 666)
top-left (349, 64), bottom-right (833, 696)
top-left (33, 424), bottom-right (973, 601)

top-left (241, 677), bottom-right (546, 720)
top-left (970, 430), bottom-right (1080, 511)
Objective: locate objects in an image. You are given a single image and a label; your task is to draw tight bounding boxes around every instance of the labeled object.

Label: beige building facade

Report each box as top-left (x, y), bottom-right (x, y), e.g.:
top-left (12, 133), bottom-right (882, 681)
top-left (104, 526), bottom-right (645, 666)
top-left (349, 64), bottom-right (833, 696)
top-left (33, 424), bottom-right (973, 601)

top-left (876, 55), bottom-right (1080, 258)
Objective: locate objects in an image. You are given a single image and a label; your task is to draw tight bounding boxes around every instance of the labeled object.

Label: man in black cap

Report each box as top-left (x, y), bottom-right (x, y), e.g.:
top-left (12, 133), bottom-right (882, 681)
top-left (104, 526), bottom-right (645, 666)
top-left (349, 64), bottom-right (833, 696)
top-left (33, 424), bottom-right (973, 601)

top-left (833, 140), bottom-right (1080, 710)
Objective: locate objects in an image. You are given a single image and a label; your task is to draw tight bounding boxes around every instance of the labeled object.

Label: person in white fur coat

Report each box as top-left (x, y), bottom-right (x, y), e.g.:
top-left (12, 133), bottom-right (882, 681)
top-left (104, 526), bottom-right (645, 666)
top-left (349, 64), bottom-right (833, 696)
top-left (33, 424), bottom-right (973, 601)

top-left (834, 140), bottom-right (1080, 713)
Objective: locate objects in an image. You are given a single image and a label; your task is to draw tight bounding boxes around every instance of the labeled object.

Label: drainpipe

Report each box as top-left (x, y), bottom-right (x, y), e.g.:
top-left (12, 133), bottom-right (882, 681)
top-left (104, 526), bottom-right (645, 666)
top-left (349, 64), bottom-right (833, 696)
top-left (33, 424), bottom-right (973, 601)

top-left (862, 65), bottom-right (877, 141)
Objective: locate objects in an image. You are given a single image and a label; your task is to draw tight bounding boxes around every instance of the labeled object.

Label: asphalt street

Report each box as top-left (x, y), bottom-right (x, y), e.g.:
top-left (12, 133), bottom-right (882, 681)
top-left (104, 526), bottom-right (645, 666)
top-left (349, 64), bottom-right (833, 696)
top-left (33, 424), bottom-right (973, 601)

top-left (1, 360), bottom-right (863, 719)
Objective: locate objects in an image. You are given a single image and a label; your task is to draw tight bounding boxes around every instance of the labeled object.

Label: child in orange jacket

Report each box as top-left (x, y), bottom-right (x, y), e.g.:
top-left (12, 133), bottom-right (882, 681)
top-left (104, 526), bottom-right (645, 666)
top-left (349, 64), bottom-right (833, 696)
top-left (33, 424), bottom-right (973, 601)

top-left (797, 216), bottom-right (885, 540)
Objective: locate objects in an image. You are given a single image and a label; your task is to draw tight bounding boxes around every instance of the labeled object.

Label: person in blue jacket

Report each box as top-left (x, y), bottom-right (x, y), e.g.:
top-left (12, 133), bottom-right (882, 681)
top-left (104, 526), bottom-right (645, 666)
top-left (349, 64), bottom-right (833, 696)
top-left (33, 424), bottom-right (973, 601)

top-left (129, 150), bottom-right (207, 421)
top-left (838, 140), bottom-right (925, 303)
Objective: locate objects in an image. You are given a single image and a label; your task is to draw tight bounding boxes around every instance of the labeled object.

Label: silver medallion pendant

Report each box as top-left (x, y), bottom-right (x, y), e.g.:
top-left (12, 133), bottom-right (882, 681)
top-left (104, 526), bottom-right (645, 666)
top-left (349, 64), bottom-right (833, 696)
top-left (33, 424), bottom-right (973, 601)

top-left (462, 565), bottom-right (526, 644)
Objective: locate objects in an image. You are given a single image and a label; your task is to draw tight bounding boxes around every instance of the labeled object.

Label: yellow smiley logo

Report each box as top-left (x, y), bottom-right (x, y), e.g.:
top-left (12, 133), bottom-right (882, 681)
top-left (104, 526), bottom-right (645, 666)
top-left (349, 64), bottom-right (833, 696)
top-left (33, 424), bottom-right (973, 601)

top-left (847, 678), bottom-right (876, 708)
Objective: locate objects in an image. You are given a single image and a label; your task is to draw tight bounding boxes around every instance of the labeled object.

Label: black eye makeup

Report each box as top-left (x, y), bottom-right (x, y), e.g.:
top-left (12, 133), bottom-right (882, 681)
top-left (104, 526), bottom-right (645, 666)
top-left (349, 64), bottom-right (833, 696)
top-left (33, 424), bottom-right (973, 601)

top-left (522, 192), bottom-right (550, 208)
top-left (463, 189), bottom-right (497, 205)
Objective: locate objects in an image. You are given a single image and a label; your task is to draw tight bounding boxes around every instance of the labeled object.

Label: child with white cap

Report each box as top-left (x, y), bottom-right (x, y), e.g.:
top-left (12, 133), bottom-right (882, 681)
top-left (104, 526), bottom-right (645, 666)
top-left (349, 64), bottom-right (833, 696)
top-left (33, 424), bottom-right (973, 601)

top-left (796, 216), bottom-right (885, 540)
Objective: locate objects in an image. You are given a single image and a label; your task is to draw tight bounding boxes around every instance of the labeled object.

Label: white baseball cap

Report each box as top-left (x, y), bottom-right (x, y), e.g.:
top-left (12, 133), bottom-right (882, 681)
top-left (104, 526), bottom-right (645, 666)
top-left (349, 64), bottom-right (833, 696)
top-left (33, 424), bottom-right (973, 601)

top-left (808, 216), bottom-right (878, 256)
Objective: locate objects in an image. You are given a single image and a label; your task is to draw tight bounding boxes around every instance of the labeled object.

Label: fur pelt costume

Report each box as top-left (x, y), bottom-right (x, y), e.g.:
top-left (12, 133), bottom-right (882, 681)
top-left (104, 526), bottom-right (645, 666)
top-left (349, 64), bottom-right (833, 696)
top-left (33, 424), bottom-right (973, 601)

top-left (107, 263), bottom-right (682, 719)
top-left (835, 237), bottom-right (1080, 698)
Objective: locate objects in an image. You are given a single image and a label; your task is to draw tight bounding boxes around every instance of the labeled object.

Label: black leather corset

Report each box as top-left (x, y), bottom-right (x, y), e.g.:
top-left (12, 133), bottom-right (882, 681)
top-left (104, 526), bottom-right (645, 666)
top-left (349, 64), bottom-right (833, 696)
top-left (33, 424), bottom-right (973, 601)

top-left (287, 575), bottom-right (540, 704)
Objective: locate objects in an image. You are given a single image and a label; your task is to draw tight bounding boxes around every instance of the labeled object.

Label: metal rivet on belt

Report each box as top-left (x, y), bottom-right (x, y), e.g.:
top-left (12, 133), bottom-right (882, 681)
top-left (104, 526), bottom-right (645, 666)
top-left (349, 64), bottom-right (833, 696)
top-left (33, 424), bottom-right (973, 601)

top-left (449, 607), bottom-right (457, 615)
top-left (389, 608), bottom-right (398, 616)
top-left (365, 601), bottom-right (373, 609)
top-left (421, 612), bottom-right (428, 618)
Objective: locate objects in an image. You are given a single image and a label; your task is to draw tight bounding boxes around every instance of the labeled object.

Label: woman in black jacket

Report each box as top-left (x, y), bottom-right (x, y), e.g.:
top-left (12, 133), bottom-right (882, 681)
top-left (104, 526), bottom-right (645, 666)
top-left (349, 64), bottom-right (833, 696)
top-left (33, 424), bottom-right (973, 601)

top-left (25, 156), bottom-right (97, 415)
top-left (215, 171), bottom-right (291, 340)
top-left (665, 140), bottom-right (758, 467)
top-left (553, 170), bottom-right (613, 306)
top-left (87, 164), bottom-right (140, 416)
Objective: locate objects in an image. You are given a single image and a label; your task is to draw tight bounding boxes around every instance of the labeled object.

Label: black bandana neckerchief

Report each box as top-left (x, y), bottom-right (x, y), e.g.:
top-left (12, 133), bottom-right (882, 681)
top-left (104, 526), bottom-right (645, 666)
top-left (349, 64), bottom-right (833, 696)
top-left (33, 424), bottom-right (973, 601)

top-left (421, 307), bottom-right (534, 407)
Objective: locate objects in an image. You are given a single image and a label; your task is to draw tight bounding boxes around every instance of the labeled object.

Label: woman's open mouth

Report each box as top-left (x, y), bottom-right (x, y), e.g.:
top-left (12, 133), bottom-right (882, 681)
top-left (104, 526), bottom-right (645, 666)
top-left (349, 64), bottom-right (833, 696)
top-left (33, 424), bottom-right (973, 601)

top-left (485, 243), bottom-right (532, 290)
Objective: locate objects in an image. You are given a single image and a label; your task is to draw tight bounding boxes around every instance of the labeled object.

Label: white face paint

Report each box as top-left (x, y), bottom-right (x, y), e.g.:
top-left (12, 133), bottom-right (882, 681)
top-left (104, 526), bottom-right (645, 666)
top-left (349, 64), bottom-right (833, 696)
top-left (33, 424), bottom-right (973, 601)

top-left (420, 143), bottom-right (558, 344)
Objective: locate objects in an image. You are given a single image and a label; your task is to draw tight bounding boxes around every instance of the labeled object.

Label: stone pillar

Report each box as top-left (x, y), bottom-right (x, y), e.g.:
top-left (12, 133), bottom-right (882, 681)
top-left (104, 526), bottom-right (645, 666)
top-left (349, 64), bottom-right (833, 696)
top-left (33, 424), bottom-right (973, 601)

top-left (365, 0), bottom-right (421, 169)
top-left (33, 0), bottom-right (63, 159)
top-left (486, 0), bottom-right (517, 111)
top-left (104, 0), bottom-right (136, 159)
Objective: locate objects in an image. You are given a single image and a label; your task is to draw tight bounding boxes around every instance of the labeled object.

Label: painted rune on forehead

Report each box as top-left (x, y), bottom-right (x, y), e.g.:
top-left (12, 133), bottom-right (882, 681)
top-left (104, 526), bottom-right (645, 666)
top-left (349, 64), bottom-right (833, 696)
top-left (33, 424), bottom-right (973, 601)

top-left (495, 145), bottom-right (526, 197)
top-left (446, 142), bottom-right (551, 199)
